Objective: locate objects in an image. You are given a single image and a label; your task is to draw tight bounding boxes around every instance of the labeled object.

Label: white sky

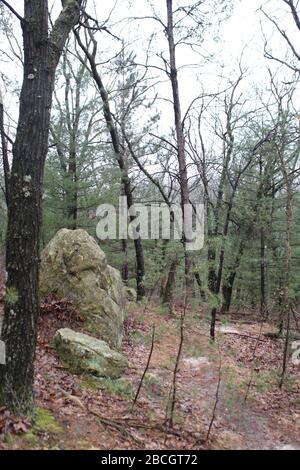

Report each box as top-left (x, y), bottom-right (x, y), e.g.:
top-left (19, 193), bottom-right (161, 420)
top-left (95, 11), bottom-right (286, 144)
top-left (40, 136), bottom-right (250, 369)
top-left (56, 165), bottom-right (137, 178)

top-left (0, 0), bottom-right (299, 132)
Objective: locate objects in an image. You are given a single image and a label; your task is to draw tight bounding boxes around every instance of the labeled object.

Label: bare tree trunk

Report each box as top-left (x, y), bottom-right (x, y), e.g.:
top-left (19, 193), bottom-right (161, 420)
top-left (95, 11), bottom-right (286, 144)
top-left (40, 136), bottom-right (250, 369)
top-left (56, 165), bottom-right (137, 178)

top-left (221, 277), bottom-right (235, 314)
top-left (0, 0), bottom-right (82, 415)
top-left (221, 239), bottom-right (245, 313)
top-left (194, 272), bottom-right (206, 301)
top-left (121, 239), bottom-right (129, 285)
top-left (279, 179), bottom-right (293, 387)
top-left (75, 28), bottom-right (145, 300)
top-left (260, 227), bottom-right (268, 316)
top-left (162, 256), bottom-right (178, 311)
top-left (166, 0), bottom-right (192, 292)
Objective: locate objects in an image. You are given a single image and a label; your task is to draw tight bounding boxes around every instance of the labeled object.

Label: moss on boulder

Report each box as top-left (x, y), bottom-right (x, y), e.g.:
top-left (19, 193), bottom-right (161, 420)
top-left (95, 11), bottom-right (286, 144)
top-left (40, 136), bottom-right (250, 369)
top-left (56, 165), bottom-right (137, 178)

top-left (40, 229), bottom-right (125, 348)
top-left (123, 287), bottom-right (137, 302)
top-left (54, 328), bottom-right (128, 378)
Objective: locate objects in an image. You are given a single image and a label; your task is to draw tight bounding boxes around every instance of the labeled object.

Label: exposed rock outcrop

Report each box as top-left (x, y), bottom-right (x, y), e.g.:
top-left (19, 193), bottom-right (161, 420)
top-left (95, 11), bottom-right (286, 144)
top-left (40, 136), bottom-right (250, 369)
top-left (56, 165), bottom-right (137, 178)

top-left (123, 287), bottom-right (137, 302)
top-left (40, 229), bottom-right (125, 348)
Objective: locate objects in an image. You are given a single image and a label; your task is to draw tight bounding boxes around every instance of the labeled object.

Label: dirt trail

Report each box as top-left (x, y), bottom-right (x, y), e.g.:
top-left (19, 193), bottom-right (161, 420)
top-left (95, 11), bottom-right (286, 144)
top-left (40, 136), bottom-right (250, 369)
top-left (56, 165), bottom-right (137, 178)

top-left (123, 307), bottom-right (300, 450)
top-left (0, 299), bottom-right (299, 450)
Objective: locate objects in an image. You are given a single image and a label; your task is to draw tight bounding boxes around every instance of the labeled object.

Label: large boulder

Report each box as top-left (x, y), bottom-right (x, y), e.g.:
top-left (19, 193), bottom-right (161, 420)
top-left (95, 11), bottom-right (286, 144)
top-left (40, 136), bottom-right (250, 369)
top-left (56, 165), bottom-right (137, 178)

top-left (40, 229), bottom-right (125, 348)
top-left (123, 286), bottom-right (137, 302)
top-left (54, 328), bottom-right (128, 378)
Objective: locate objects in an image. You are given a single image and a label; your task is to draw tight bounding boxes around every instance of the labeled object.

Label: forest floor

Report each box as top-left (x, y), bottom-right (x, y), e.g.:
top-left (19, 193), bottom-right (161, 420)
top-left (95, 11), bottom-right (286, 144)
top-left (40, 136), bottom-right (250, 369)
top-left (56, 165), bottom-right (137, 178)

top-left (0, 286), bottom-right (299, 450)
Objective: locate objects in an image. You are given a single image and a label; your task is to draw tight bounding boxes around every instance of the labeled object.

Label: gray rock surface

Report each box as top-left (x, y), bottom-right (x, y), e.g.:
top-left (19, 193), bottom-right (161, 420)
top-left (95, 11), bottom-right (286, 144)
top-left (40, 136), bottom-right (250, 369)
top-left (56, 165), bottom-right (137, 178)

top-left (54, 328), bottom-right (128, 378)
top-left (40, 229), bottom-right (125, 348)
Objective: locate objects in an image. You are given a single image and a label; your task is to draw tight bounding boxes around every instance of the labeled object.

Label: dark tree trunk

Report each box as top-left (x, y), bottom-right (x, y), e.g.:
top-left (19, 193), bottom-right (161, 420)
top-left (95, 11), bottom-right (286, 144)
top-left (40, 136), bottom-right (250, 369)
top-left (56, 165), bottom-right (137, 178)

top-left (0, 0), bottom-right (82, 415)
top-left (162, 257), bottom-right (178, 306)
top-left (221, 272), bottom-right (236, 314)
top-left (75, 28), bottom-right (145, 300)
top-left (166, 0), bottom-right (192, 292)
top-left (194, 272), bottom-right (206, 301)
top-left (221, 239), bottom-right (245, 313)
top-left (260, 227), bottom-right (268, 316)
top-left (121, 238), bottom-right (129, 285)
top-left (0, 89), bottom-right (10, 202)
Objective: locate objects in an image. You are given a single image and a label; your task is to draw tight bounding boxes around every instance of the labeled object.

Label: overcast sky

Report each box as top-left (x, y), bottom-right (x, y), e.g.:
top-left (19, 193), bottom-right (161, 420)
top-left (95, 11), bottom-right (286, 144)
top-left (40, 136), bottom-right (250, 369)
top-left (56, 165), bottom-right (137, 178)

top-left (0, 0), bottom-right (299, 132)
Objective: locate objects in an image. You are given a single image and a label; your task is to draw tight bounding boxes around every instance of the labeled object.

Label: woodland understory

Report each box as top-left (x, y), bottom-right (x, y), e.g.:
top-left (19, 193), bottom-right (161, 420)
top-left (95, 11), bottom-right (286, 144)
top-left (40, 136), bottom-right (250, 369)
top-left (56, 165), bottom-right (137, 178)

top-left (0, 278), bottom-right (299, 450)
top-left (0, 0), bottom-right (300, 452)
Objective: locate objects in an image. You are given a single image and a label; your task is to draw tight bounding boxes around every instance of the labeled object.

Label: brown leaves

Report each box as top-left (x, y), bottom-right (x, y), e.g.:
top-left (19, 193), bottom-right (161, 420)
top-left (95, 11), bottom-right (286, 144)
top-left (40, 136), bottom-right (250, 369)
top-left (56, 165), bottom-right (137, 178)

top-left (40, 295), bottom-right (84, 323)
top-left (0, 408), bottom-right (31, 439)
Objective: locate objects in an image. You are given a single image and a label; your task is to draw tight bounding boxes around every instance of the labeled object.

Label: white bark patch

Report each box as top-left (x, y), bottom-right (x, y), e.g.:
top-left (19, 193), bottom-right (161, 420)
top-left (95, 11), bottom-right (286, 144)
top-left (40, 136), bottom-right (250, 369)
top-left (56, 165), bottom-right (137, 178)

top-left (0, 340), bottom-right (6, 365)
top-left (23, 189), bottom-right (31, 198)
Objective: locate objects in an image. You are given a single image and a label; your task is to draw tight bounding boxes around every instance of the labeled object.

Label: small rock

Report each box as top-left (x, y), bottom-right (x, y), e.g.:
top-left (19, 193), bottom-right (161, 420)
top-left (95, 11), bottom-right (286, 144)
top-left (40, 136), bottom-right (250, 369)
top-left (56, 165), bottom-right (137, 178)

top-left (183, 357), bottom-right (210, 368)
top-left (54, 328), bottom-right (128, 379)
top-left (218, 325), bottom-right (240, 334)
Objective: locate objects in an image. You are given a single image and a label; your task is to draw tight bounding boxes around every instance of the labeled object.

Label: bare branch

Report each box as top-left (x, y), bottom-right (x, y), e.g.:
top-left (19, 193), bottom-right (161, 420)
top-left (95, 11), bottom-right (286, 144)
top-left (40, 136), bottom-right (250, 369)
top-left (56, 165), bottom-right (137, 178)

top-left (0, 0), bottom-right (23, 22)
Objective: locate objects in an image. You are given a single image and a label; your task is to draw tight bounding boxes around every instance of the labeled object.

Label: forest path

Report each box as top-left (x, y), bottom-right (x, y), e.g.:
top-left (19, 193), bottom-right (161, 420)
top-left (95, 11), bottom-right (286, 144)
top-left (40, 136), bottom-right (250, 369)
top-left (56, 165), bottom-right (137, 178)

top-left (122, 305), bottom-right (300, 450)
top-left (0, 298), bottom-right (299, 450)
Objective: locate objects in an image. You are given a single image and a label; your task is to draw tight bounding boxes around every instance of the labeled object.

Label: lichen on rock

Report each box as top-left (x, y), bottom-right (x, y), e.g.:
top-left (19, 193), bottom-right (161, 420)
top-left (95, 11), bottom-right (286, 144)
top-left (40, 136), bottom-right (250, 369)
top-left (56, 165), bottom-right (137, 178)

top-left (54, 328), bottom-right (128, 378)
top-left (40, 229), bottom-right (125, 348)
top-left (123, 286), bottom-right (137, 302)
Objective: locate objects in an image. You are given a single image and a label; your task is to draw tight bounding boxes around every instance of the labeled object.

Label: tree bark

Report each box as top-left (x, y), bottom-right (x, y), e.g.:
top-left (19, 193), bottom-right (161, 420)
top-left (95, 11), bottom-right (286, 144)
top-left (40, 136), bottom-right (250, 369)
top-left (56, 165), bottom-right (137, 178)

top-left (260, 227), bottom-right (268, 316)
top-left (194, 272), bottom-right (206, 301)
top-left (221, 238), bottom-right (245, 313)
top-left (162, 256), bottom-right (178, 307)
top-left (0, 0), bottom-right (82, 415)
top-left (75, 27), bottom-right (145, 300)
top-left (166, 0), bottom-right (192, 292)
top-left (0, 88), bottom-right (10, 202)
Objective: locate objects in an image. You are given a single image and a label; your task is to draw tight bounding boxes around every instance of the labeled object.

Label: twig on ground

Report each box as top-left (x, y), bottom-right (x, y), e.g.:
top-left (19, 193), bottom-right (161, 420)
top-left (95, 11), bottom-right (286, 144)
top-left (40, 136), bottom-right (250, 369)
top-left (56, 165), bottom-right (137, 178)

top-left (206, 340), bottom-right (222, 442)
top-left (244, 317), bottom-right (265, 402)
top-left (280, 306), bottom-right (291, 389)
top-left (167, 296), bottom-right (186, 429)
top-left (131, 325), bottom-right (156, 411)
top-left (222, 331), bottom-right (267, 342)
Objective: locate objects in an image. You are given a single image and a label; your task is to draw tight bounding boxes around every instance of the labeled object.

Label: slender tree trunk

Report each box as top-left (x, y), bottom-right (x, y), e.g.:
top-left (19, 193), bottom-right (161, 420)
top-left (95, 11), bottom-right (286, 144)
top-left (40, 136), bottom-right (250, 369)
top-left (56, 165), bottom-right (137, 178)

top-left (221, 277), bottom-right (235, 314)
top-left (166, 0), bottom-right (192, 292)
top-left (221, 239), bottom-right (245, 313)
top-left (121, 238), bottom-right (129, 285)
top-left (194, 272), bottom-right (206, 301)
top-left (0, 0), bottom-right (82, 415)
top-left (162, 256), bottom-right (178, 308)
top-left (260, 227), bottom-right (268, 316)
top-left (75, 29), bottom-right (145, 300)
top-left (279, 179), bottom-right (293, 386)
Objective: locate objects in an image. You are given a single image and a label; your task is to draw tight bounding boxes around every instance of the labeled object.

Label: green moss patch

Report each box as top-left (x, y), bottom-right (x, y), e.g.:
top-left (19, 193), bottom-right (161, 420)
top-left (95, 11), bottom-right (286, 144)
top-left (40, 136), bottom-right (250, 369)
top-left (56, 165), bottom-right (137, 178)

top-left (80, 375), bottom-right (134, 399)
top-left (34, 407), bottom-right (63, 434)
